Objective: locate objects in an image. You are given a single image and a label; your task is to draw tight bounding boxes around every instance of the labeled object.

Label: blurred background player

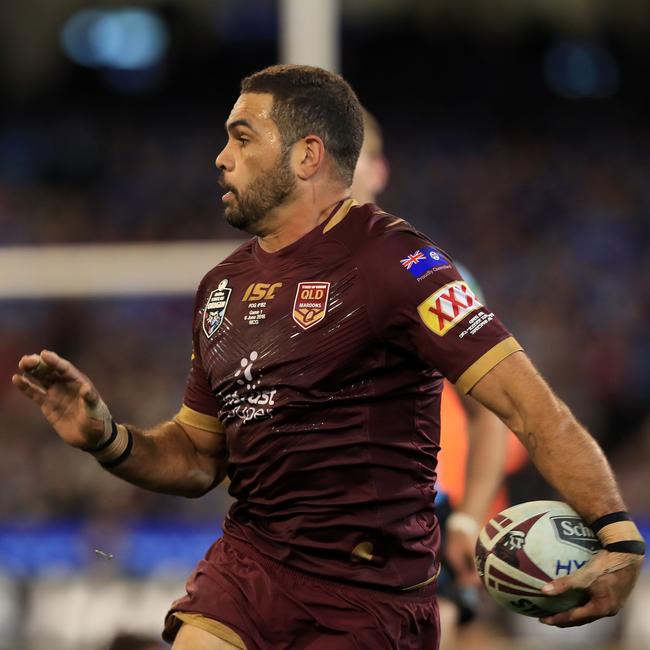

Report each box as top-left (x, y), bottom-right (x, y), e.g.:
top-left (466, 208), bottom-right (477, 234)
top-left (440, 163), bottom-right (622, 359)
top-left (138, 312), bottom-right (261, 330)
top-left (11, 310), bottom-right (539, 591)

top-left (351, 107), bottom-right (529, 649)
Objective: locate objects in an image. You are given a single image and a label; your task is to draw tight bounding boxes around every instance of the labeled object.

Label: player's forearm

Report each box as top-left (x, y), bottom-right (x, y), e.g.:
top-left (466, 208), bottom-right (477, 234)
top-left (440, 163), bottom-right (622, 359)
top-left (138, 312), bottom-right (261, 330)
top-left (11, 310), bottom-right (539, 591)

top-left (458, 397), bottom-right (508, 522)
top-left (99, 421), bottom-right (226, 498)
top-left (470, 353), bottom-right (626, 523)
top-left (511, 397), bottom-right (625, 523)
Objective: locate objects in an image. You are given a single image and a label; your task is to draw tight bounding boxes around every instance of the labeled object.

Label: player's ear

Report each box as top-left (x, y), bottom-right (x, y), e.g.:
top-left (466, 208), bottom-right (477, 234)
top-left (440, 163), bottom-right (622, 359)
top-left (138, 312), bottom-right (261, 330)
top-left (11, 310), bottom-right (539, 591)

top-left (293, 135), bottom-right (325, 180)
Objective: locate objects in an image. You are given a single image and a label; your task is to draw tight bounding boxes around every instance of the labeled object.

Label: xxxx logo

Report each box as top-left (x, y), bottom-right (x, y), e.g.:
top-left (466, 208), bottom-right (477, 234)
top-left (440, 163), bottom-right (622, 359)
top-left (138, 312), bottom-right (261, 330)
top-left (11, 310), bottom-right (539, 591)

top-left (417, 281), bottom-right (482, 336)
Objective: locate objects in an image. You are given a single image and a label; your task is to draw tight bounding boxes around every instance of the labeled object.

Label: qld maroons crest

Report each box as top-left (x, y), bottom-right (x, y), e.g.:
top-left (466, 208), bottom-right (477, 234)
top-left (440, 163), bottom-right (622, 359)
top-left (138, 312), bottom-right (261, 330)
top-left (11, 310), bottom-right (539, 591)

top-left (202, 279), bottom-right (232, 338)
top-left (292, 281), bottom-right (330, 330)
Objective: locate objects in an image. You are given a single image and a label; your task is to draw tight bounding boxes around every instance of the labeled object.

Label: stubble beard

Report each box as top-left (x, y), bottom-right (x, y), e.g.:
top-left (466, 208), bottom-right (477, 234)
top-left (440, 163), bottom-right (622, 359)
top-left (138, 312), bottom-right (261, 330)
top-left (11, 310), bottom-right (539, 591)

top-left (222, 148), bottom-right (297, 237)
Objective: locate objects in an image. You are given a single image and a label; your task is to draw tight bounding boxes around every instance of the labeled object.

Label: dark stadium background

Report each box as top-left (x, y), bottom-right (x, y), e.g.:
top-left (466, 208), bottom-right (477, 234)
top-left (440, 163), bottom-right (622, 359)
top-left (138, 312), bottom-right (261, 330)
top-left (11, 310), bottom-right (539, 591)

top-left (0, 1), bottom-right (648, 648)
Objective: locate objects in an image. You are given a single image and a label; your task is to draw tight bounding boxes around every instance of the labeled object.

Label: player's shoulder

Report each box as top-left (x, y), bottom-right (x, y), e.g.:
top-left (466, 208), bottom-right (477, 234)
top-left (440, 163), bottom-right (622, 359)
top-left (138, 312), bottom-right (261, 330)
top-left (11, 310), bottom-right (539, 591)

top-left (324, 202), bottom-right (398, 243)
top-left (337, 202), bottom-right (450, 264)
top-left (340, 202), bottom-right (411, 236)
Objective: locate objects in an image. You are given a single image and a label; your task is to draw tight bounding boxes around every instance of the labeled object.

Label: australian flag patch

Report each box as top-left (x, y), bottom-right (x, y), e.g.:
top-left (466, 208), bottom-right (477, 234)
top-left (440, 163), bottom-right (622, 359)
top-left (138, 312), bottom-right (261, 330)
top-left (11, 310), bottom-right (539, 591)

top-left (400, 246), bottom-right (449, 278)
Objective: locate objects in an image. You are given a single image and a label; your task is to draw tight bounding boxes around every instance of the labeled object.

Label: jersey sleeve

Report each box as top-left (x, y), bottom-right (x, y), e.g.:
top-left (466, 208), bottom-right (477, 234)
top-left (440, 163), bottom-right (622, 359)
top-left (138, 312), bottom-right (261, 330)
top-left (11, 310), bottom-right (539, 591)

top-left (175, 282), bottom-right (224, 433)
top-left (361, 225), bottom-right (522, 393)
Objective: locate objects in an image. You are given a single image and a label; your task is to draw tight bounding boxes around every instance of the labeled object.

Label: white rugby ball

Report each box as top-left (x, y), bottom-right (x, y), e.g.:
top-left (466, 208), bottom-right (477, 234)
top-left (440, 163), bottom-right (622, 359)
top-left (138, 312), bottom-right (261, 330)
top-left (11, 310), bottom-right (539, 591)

top-left (475, 500), bottom-right (602, 617)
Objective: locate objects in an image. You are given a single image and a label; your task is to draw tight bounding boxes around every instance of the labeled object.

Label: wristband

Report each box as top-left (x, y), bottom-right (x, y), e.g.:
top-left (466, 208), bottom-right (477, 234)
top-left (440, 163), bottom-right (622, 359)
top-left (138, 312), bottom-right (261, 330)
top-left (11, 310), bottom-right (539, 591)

top-left (85, 421), bottom-right (134, 468)
top-left (100, 425), bottom-right (133, 468)
top-left (446, 512), bottom-right (480, 537)
top-left (589, 511), bottom-right (646, 556)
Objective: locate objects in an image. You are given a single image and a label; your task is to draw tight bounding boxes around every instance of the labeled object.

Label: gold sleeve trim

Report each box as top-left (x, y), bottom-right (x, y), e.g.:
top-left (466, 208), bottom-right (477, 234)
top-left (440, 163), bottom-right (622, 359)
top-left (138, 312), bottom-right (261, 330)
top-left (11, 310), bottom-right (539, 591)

top-left (598, 521), bottom-right (644, 546)
top-left (174, 612), bottom-right (247, 649)
top-left (455, 336), bottom-right (523, 394)
top-left (322, 198), bottom-right (359, 233)
top-left (174, 404), bottom-right (224, 433)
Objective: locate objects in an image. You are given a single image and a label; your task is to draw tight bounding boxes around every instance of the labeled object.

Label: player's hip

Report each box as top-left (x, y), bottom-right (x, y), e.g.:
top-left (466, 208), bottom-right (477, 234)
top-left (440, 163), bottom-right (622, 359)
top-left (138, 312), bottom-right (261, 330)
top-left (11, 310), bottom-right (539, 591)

top-left (165, 533), bottom-right (441, 650)
top-left (223, 510), bottom-right (442, 591)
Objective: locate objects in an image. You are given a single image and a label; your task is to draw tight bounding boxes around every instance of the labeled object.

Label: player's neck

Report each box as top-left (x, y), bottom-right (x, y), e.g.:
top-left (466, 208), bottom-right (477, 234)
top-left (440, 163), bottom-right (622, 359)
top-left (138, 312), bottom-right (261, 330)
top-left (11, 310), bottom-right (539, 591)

top-left (257, 187), bottom-right (351, 253)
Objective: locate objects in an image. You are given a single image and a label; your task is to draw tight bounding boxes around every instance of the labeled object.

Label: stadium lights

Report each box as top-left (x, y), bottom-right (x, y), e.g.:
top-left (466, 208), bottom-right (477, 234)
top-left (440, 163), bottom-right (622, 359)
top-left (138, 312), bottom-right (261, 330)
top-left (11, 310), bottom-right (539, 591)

top-left (543, 40), bottom-right (619, 99)
top-left (60, 7), bottom-right (169, 71)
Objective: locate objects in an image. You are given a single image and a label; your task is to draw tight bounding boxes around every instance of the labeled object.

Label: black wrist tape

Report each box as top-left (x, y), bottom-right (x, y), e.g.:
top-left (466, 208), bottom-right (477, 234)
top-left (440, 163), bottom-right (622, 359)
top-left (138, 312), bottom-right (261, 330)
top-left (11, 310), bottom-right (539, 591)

top-left (589, 511), bottom-right (631, 533)
top-left (590, 511), bottom-right (646, 556)
top-left (604, 540), bottom-right (646, 555)
top-left (100, 426), bottom-right (134, 469)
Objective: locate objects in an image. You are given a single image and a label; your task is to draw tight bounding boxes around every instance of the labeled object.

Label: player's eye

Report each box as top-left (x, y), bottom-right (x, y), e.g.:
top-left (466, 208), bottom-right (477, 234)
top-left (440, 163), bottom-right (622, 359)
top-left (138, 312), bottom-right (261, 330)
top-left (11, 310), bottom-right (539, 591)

top-left (238, 136), bottom-right (249, 147)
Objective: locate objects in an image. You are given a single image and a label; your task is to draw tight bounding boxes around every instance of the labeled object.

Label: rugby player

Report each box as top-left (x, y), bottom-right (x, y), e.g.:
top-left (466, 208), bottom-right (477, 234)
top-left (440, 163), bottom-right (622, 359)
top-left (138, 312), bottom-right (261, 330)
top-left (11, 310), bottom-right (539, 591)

top-left (14, 64), bottom-right (645, 650)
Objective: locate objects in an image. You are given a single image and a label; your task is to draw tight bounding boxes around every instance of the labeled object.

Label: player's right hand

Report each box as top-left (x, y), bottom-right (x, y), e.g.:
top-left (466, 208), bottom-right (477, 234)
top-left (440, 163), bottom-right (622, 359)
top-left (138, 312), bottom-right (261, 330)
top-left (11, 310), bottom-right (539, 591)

top-left (539, 548), bottom-right (644, 627)
top-left (12, 349), bottom-right (113, 450)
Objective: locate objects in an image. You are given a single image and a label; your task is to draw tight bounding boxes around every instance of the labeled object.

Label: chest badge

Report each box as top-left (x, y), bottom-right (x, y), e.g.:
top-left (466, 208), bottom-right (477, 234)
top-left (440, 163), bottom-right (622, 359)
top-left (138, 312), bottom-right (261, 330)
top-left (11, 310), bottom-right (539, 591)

top-left (202, 279), bottom-right (232, 338)
top-left (292, 281), bottom-right (330, 330)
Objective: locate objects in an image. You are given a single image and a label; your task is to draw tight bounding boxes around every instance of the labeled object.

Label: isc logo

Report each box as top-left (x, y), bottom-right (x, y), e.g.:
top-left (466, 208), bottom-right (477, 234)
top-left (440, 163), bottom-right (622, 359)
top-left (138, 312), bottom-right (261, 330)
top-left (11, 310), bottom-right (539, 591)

top-left (242, 282), bottom-right (282, 301)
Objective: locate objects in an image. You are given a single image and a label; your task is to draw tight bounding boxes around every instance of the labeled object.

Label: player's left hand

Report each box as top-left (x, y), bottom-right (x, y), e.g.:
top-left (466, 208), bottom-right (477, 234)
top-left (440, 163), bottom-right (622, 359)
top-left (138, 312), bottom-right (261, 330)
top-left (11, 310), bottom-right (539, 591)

top-left (12, 349), bottom-right (113, 450)
top-left (539, 549), bottom-right (644, 627)
top-left (444, 529), bottom-right (481, 587)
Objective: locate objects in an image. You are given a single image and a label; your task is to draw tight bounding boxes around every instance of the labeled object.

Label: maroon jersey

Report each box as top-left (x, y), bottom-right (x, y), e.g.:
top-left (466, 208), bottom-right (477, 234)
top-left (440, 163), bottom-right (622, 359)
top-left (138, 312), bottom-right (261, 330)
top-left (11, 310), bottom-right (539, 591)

top-left (177, 199), bottom-right (521, 590)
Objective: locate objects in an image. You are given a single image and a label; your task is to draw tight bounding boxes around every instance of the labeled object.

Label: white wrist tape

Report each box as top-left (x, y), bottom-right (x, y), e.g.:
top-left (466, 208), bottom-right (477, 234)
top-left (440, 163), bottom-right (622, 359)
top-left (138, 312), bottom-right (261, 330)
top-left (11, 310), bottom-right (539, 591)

top-left (83, 398), bottom-right (113, 447)
top-left (446, 512), bottom-right (481, 537)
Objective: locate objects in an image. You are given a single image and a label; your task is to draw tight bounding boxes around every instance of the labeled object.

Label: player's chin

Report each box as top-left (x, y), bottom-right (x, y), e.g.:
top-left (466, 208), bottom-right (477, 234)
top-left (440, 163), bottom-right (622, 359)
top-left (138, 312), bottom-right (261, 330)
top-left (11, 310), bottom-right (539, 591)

top-left (223, 206), bottom-right (249, 231)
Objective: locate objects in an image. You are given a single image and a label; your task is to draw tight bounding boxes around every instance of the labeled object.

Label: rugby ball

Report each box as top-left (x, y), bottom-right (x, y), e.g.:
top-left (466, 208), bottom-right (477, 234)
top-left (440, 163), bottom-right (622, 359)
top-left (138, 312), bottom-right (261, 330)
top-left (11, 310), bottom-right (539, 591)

top-left (475, 500), bottom-right (602, 617)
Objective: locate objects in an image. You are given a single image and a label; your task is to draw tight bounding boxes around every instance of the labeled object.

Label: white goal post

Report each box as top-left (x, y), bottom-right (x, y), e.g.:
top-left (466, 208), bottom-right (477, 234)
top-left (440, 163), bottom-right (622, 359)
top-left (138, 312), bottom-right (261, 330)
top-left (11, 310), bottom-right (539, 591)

top-left (0, 241), bottom-right (244, 298)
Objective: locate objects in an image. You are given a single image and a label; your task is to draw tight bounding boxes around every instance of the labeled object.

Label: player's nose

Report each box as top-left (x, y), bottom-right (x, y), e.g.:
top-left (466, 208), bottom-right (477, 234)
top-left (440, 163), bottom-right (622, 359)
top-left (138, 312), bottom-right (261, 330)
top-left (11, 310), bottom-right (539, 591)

top-left (215, 146), bottom-right (232, 171)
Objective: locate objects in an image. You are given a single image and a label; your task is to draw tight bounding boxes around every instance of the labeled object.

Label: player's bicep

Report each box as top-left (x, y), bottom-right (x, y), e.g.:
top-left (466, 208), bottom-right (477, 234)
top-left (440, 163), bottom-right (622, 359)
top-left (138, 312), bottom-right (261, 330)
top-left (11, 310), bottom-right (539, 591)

top-left (173, 405), bottom-right (228, 490)
top-left (468, 350), bottom-right (563, 443)
top-left (174, 404), bottom-right (227, 458)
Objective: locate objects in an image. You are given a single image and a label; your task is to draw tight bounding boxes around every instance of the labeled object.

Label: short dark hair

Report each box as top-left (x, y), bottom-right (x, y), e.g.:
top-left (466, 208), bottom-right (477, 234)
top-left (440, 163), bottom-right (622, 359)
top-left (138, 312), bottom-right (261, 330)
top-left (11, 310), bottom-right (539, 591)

top-left (241, 64), bottom-right (364, 186)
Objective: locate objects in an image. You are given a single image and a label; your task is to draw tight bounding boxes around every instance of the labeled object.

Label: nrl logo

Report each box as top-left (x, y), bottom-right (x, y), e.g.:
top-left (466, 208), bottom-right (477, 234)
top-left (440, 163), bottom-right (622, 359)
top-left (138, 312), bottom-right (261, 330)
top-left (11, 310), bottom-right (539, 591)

top-left (551, 516), bottom-right (602, 553)
top-left (202, 279), bottom-right (232, 338)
